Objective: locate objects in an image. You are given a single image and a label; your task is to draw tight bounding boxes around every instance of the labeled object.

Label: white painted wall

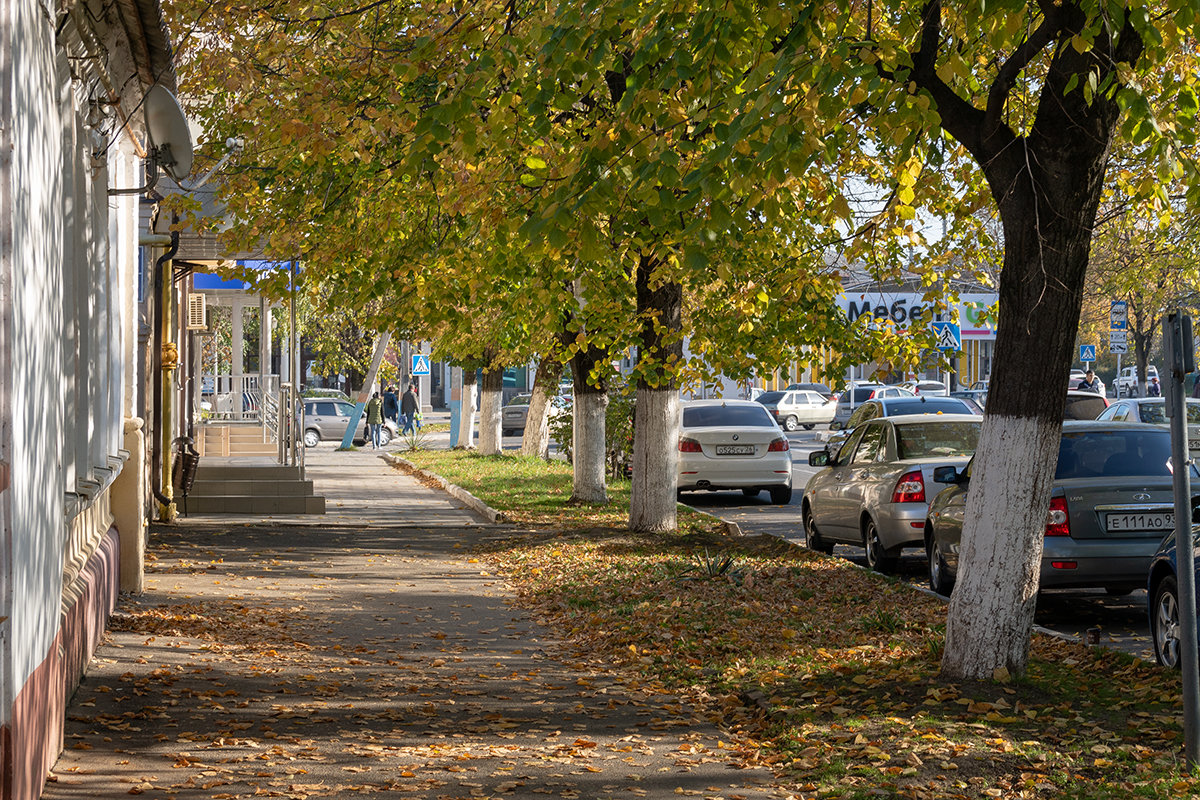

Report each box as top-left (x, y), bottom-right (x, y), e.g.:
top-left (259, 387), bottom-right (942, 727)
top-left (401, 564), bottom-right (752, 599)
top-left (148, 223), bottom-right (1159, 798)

top-left (7, 0), bottom-right (68, 694)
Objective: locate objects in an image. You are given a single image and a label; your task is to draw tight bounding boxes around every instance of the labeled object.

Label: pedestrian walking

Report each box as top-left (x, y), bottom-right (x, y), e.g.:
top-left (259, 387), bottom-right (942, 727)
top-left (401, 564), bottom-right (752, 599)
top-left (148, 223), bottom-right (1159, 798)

top-left (366, 391), bottom-right (385, 448)
top-left (401, 384), bottom-right (419, 435)
top-left (383, 386), bottom-right (399, 427)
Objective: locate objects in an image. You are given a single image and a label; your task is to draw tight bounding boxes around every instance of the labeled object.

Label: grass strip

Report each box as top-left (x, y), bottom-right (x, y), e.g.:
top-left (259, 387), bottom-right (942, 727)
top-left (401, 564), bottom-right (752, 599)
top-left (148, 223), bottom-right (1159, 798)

top-left (402, 448), bottom-right (723, 533)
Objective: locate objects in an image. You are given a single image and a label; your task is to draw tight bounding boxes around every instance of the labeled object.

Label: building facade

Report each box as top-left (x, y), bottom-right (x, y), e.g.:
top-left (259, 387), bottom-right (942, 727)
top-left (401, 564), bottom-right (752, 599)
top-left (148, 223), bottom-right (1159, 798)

top-left (0, 0), bottom-right (177, 796)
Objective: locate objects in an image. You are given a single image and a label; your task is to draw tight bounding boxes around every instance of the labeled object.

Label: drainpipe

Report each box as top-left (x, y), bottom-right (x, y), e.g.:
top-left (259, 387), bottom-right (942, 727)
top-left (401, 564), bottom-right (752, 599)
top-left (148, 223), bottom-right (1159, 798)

top-left (148, 232), bottom-right (178, 519)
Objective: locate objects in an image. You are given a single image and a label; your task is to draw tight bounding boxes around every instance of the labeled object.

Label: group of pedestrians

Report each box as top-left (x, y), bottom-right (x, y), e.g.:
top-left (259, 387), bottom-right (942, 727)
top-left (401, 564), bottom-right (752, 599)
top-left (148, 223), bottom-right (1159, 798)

top-left (365, 384), bottom-right (422, 448)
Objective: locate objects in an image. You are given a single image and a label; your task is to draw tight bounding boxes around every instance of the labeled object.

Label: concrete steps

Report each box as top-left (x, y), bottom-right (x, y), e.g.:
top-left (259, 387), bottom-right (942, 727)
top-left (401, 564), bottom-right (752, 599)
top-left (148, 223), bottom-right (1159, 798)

top-left (198, 425), bottom-right (278, 457)
top-left (179, 464), bottom-right (326, 515)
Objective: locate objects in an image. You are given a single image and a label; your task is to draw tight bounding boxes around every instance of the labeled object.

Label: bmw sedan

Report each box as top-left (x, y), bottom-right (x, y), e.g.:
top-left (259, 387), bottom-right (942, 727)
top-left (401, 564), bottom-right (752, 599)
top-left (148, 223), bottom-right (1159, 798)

top-left (926, 421), bottom-right (1192, 597)
top-left (802, 414), bottom-right (981, 572)
top-left (677, 400), bottom-right (793, 505)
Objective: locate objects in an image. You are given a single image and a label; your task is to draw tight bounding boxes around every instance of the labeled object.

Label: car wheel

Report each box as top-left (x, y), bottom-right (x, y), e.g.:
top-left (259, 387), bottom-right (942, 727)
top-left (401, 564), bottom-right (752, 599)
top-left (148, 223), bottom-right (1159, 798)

top-left (803, 506), bottom-right (833, 554)
top-left (802, 423), bottom-right (815, 430)
top-left (769, 485), bottom-right (792, 505)
top-left (741, 488), bottom-right (761, 498)
top-left (864, 518), bottom-right (898, 574)
top-left (783, 415), bottom-right (798, 431)
top-left (1152, 576), bottom-right (1182, 669)
top-left (927, 533), bottom-right (954, 596)
top-left (378, 427), bottom-right (392, 447)
top-left (303, 429), bottom-right (320, 448)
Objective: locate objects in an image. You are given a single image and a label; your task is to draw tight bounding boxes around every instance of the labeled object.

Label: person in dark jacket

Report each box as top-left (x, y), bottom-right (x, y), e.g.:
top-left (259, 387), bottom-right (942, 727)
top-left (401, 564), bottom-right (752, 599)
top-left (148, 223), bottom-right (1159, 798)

top-left (1077, 369), bottom-right (1102, 394)
top-left (400, 384), bottom-right (419, 434)
top-left (383, 386), bottom-right (399, 426)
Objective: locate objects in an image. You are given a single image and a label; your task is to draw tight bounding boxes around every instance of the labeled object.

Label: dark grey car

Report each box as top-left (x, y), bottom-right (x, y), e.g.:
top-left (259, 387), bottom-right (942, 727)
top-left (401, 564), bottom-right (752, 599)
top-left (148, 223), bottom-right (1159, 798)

top-left (924, 421), bottom-right (1194, 596)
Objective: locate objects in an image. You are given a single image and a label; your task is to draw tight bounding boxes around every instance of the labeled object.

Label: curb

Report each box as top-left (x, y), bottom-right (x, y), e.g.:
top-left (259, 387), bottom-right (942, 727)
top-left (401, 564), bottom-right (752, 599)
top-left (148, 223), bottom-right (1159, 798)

top-left (382, 453), bottom-right (509, 524)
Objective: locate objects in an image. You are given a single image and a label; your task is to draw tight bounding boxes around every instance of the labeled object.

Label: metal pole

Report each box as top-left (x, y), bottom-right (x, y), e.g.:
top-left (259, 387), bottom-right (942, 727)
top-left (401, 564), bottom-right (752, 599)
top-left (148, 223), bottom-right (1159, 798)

top-left (1165, 312), bottom-right (1200, 769)
top-left (291, 258), bottom-right (301, 475)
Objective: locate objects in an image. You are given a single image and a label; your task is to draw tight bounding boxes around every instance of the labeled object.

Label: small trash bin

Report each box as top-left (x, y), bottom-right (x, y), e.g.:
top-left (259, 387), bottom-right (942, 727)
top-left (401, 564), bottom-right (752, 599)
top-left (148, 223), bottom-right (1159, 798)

top-left (172, 436), bottom-right (201, 516)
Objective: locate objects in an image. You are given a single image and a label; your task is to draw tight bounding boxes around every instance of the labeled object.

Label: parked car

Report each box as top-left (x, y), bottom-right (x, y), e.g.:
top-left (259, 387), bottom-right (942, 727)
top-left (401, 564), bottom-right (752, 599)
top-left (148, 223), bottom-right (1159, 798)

top-left (802, 414), bottom-right (981, 572)
top-left (677, 400), bottom-right (793, 504)
top-left (949, 390), bottom-right (987, 413)
top-left (1095, 398), bottom-right (1200, 460)
top-left (301, 399), bottom-right (397, 447)
top-left (970, 379), bottom-right (990, 391)
top-left (501, 392), bottom-right (569, 436)
top-left (755, 389), bottom-right (836, 431)
top-left (1147, 528), bottom-right (1200, 669)
top-left (825, 395), bottom-right (979, 455)
top-left (897, 380), bottom-right (950, 397)
top-left (784, 382), bottom-right (836, 401)
top-left (1064, 389), bottom-right (1110, 420)
top-left (925, 421), bottom-right (1192, 597)
top-left (1113, 365), bottom-right (1159, 398)
top-left (831, 384), bottom-right (915, 428)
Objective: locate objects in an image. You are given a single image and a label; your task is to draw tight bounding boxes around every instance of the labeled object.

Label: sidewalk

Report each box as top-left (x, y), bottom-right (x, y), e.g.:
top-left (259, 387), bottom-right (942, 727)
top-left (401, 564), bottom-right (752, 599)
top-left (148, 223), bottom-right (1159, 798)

top-left (45, 449), bottom-right (791, 799)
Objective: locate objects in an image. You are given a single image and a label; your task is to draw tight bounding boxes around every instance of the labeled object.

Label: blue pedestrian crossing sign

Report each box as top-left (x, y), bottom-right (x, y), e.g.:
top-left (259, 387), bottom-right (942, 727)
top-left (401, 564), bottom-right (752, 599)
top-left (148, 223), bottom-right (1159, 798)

top-left (1079, 344), bottom-right (1096, 362)
top-left (931, 321), bottom-right (961, 351)
top-left (411, 354), bottom-right (431, 376)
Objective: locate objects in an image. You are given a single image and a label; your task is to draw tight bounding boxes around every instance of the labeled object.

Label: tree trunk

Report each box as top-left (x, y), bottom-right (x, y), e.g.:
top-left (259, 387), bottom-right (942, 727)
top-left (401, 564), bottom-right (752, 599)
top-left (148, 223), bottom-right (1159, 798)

top-left (942, 169), bottom-right (1105, 681)
top-left (572, 387), bottom-right (608, 503)
top-left (478, 366), bottom-right (504, 455)
top-left (629, 255), bottom-right (683, 532)
top-left (454, 369), bottom-right (478, 449)
top-left (522, 352), bottom-right (562, 459)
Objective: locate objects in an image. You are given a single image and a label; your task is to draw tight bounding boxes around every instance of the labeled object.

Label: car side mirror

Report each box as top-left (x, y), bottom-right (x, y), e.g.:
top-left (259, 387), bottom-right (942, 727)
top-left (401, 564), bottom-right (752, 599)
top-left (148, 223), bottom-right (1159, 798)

top-left (829, 421), bottom-right (843, 431)
top-left (933, 465), bottom-right (963, 484)
top-left (808, 451), bottom-right (830, 468)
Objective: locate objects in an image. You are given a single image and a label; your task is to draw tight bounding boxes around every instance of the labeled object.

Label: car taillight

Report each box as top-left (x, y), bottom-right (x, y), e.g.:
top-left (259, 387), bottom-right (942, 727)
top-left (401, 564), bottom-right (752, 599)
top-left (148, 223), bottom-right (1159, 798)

top-left (891, 470), bottom-right (925, 503)
top-left (768, 438), bottom-right (789, 452)
top-left (678, 438), bottom-right (702, 453)
top-left (1046, 497), bottom-right (1070, 536)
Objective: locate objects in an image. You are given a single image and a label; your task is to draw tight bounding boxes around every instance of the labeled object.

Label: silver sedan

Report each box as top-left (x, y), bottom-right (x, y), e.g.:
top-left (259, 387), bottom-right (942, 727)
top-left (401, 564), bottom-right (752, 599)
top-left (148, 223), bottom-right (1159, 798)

top-left (801, 414), bottom-right (981, 572)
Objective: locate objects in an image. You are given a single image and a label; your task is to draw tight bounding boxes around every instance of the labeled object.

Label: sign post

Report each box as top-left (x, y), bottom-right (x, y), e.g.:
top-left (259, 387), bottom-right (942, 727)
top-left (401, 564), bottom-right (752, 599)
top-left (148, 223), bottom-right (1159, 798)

top-left (1164, 311), bottom-right (1199, 770)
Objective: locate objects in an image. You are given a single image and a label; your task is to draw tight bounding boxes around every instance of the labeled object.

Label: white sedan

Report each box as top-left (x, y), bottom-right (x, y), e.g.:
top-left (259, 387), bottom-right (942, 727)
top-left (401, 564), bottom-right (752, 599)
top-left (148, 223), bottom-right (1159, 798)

top-left (677, 400), bottom-right (793, 505)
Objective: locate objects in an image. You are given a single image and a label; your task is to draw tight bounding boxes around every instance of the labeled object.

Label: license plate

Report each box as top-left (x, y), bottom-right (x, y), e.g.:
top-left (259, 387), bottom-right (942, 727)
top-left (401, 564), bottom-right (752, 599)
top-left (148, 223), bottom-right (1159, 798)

top-left (715, 445), bottom-right (755, 455)
top-left (1106, 511), bottom-right (1174, 532)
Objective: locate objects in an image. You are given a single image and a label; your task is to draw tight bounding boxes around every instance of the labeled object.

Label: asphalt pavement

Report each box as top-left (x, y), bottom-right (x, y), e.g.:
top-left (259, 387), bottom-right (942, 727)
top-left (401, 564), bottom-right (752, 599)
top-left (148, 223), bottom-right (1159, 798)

top-left (46, 445), bottom-right (792, 800)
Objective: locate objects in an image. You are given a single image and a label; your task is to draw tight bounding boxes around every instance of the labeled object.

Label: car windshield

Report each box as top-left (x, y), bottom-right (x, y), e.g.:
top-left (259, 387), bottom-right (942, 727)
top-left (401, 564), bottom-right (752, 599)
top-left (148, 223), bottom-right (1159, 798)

top-left (1056, 429), bottom-right (1177, 479)
top-left (1137, 401), bottom-right (1200, 425)
top-left (895, 422), bottom-right (981, 459)
top-left (683, 405), bottom-right (775, 428)
top-left (883, 398), bottom-right (971, 416)
top-left (756, 391), bottom-right (785, 404)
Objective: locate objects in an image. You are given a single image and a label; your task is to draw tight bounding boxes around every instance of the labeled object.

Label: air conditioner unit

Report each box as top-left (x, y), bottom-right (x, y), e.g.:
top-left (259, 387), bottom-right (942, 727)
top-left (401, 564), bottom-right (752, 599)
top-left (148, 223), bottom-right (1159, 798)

top-left (186, 293), bottom-right (207, 330)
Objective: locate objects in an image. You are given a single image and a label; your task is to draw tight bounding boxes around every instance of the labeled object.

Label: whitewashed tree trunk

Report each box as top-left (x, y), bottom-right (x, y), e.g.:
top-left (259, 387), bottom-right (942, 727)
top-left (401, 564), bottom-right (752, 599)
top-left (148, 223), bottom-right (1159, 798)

top-left (478, 367), bottom-right (504, 455)
top-left (572, 389), bottom-right (608, 503)
top-left (521, 356), bottom-right (560, 459)
top-left (628, 254), bottom-right (683, 533)
top-left (454, 370), bottom-right (478, 449)
top-left (629, 388), bottom-right (679, 532)
top-left (941, 415), bottom-right (1061, 679)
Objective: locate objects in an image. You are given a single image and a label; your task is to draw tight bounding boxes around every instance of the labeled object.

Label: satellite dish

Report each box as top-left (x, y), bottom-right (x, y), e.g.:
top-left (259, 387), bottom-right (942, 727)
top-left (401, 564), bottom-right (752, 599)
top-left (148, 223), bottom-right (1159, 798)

top-left (143, 86), bottom-right (194, 184)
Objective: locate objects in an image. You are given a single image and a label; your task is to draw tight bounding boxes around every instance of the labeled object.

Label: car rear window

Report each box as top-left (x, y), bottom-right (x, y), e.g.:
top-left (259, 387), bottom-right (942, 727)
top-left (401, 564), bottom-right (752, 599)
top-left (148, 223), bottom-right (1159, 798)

top-left (841, 387), bottom-right (880, 404)
top-left (1056, 429), bottom-right (1173, 478)
top-left (895, 422), bottom-right (981, 459)
top-left (507, 395), bottom-right (531, 407)
top-left (683, 405), bottom-right (775, 428)
top-left (884, 398), bottom-right (972, 416)
top-left (1063, 395), bottom-right (1108, 420)
top-left (756, 391), bottom-right (785, 404)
